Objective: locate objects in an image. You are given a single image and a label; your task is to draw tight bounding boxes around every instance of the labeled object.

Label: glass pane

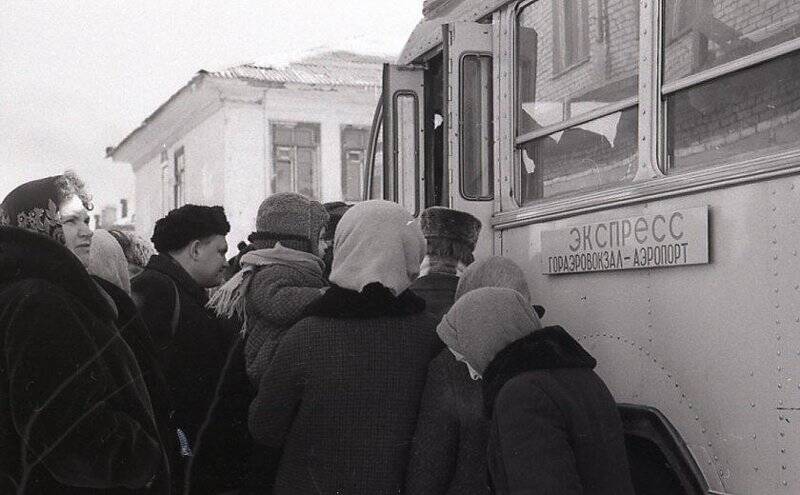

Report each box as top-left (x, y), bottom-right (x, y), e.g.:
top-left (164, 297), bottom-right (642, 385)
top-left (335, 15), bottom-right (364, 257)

top-left (461, 54), bottom-right (494, 200)
top-left (516, 0), bottom-right (639, 136)
top-left (296, 148), bottom-right (316, 199)
top-left (273, 155), bottom-right (292, 194)
top-left (666, 50), bottom-right (800, 172)
top-left (663, 0), bottom-right (800, 83)
top-left (370, 120), bottom-right (384, 199)
top-left (343, 150), bottom-right (363, 201)
top-left (519, 106), bottom-right (638, 202)
top-left (273, 126), bottom-right (293, 145)
top-left (395, 93), bottom-right (418, 215)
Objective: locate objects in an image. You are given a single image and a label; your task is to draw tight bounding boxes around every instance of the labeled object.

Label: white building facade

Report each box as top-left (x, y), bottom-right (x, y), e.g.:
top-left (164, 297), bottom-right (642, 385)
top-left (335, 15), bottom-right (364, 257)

top-left (108, 52), bottom-right (383, 245)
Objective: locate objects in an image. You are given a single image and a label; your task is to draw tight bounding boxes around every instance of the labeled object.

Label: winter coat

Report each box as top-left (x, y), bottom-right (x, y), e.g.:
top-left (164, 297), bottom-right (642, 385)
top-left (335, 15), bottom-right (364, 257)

top-left (93, 276), bottom-right (179, 492)
top-left (482, 326), bottom-right (634, 495)
top-left (409, 272), bottom-right (459, 322)
top-left (0, 226), bottom-right (166, 494)
top-left (131, 254), bottom-right (239, 446)
top-left (405, 349), bottom-right (490, 495)
top-left (240, 247), bottom-right (326, 385)
top-left (248, 284), bottom-right (443, 495)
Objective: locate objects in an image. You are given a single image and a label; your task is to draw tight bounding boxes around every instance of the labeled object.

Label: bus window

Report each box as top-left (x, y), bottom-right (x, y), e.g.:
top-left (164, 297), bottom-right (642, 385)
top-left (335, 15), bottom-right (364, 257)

top-left (516, 0), bottom-right (639, 203)
top-left (461, 54), bottom-right (493, 200)
top-left (663, 1), bottom-right (800, 173)
top-left (394, 92), bottom-right (419, 215)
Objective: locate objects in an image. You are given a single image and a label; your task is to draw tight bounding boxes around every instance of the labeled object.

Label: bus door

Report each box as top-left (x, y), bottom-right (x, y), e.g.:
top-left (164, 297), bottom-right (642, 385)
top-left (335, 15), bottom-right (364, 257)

top-left (443, 21), bottom-right (495, 256)
top-left (377, 63), bottom-right (426, 216)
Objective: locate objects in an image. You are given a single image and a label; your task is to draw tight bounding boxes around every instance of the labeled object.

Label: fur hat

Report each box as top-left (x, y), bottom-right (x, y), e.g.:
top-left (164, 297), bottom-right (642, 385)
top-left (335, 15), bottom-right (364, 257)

top-left (248, 192), bottom-right (329, 255)
top-left (420, 207), bottom-right (481, 265)
top-left (151, 204), bottom-right (230, 253)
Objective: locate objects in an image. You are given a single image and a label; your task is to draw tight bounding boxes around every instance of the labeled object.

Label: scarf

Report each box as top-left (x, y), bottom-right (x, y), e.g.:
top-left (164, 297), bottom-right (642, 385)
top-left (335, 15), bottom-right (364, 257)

top-left (88, 229), bottom-right (131, 295)
top-left (455, 255), bottom-right (531, 302)
top-left (0, 175), bottom-right (65, 244)
top-left (329, 200), bottom-right (426, 296)
top-left (207, 242), bottom-right (325, 326)
top-left (437, 287), bottom-right (542, 377)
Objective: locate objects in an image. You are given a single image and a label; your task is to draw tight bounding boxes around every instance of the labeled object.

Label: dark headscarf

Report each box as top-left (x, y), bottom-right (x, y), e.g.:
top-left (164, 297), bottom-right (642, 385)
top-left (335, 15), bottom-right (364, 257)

top-left (0, 176), bottom-right (65, 244)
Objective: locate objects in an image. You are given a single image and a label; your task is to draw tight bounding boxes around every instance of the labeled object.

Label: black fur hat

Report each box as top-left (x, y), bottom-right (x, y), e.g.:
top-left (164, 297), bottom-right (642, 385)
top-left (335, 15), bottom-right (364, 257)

top-left (151, 204), bottom-right (230, 253)
top-left (420, 207), bottom-right (481, 265)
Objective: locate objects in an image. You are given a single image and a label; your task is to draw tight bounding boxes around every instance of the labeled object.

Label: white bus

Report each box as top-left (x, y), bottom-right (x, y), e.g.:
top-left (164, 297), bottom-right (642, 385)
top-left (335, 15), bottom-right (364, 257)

top-left (364, 1), bottom-right (800, 493)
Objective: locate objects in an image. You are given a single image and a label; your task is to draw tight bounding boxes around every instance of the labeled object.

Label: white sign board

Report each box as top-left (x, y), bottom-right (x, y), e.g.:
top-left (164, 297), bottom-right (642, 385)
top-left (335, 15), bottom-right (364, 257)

top-left (542, 206), bottom-right (709, 275)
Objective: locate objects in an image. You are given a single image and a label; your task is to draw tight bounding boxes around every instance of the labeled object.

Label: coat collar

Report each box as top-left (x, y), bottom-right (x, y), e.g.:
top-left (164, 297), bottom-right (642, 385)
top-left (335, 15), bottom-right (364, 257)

top-left (0, 226), bottom-right (117, 320)
top-left (482, 326), bottom-right (596, 416)
top-left (305, 283), bottom-right (426, 318)
top-left (145, 253), bottom-right (208, 304)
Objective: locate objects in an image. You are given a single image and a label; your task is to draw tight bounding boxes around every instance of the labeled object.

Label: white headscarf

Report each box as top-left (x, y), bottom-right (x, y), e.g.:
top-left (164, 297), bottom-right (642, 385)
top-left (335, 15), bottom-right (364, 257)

top-left (88, 229), bottom-right (131, 295)
top-left (329, 200), bottom-right (426, 296)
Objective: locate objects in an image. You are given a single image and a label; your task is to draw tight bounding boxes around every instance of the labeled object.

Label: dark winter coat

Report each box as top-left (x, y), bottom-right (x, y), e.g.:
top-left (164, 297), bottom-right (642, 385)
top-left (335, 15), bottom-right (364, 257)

top-left (248, 283), bottom-right (444, 495)
top-left (0, 226), bottom-right (165, 494)
top-left (409, 272), bottom-right (458, 322)
top-left (483, 326), bottom-right (634, 495)
top-left (405, 349), bottom-right (489, 495)
top-left (131, 254), bottom-right (239, 446)
top-left (93, 276), bottom-right (179, 492)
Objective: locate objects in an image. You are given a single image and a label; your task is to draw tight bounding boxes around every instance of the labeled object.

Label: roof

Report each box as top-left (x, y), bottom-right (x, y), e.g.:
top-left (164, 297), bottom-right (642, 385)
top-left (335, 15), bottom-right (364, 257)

top-left (204, 51), bottom-right (385, 89)
top-left (399, 0), bottom-right (514, 64)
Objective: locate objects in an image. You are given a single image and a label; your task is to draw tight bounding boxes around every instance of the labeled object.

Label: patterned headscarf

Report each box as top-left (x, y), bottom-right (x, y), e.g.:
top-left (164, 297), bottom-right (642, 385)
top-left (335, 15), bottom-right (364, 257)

top-left (0, 176), bottom-right (65, 244)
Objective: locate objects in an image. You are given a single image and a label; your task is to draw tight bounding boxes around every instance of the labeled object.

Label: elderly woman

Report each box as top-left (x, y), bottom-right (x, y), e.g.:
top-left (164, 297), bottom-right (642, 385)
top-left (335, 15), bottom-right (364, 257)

top-left (0, 173), bottom-right (167, 494)
top-left (405, 256), bottom-right (532, 494)
top-left (441, 287), bottom-right (634, 495)
top-left (248, 200), bottom-right (443, 494)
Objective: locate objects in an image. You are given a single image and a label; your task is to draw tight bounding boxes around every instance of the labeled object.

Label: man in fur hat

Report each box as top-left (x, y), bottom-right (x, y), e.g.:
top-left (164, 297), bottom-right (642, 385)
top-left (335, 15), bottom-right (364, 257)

top-left (410, 206), bottom-right (481, 322)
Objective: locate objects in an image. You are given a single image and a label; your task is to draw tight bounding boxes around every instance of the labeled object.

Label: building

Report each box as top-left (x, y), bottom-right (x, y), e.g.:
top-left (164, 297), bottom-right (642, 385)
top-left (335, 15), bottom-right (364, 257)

top-left (107, 51), bottom-right (385, 245)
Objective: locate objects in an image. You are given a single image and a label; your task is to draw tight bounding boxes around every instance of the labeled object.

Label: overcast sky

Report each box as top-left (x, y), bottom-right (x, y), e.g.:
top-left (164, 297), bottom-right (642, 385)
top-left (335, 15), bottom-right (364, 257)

top-left (0, 0), bottom-right (421, 215)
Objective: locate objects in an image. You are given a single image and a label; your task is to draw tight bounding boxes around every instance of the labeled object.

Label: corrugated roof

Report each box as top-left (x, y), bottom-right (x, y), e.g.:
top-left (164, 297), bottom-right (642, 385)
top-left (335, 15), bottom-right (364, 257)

top-left (205, 56), bottom-right (384, 89)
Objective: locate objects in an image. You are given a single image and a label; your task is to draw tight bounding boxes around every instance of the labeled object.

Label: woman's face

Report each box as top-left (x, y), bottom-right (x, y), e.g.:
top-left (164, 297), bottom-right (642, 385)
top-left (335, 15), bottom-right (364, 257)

top-left (59, 195), bottom-right (93, 266)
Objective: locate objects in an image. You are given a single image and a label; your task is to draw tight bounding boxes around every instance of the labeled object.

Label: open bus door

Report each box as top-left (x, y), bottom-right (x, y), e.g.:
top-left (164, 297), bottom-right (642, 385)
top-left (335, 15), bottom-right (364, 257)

top-left (443, 21), bottom-right (495, 256)
top-left (365, 63), bottom-right (426, 216)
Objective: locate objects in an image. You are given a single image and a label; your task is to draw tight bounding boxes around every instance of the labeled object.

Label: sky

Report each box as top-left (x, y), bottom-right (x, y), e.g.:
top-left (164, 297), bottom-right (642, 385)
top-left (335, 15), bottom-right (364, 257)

top-left (0, 0), bottom-right (422, 216)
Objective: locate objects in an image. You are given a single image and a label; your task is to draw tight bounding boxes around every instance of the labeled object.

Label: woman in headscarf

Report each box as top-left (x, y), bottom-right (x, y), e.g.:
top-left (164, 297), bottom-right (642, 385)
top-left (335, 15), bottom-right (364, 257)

top-left (405, 256), bottom-right (532, 495)
top-left (248, 200), bottom-right (443, 494)
top-left (441, 287), bottom-right (634, 495)
top-left (108, 229), bottom-right (155, 280)
top-left (0, 173), bottom-right (168, 494)
top-left (89, 229), bottom-right (181, 493)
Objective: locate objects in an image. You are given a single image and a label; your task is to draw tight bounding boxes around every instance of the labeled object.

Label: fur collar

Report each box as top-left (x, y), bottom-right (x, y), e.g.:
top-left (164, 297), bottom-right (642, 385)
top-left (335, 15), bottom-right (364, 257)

top-left (482, 326), bottom-right (596, 416)
top-left (305, 283), bottom-right (426, 318)
top-left (0, 226), bottom-right (116, 320)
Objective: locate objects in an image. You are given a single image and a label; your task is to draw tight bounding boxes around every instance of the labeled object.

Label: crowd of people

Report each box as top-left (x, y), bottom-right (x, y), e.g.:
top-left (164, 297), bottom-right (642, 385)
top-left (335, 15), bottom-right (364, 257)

top-left (0, 171), bottom-right (635, 494)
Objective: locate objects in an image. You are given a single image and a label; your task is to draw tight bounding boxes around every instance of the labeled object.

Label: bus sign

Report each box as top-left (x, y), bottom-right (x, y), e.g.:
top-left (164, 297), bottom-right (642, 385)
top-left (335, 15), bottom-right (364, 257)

top-left (542, 206), bottom-right (709, 274)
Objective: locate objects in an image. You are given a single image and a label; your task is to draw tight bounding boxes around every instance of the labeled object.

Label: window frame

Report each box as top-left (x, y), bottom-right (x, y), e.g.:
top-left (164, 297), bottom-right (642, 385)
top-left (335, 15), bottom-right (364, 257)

top-left (459, 51), bottom-right (495, 201)
top-left (270, 121), bottom-right (322, 200)
top-left (551, 0), bottom-right (591, 77)
top-left (340, 125), bottom-right (370, 202)
top-left (499, 0), bottom-right (800, 228)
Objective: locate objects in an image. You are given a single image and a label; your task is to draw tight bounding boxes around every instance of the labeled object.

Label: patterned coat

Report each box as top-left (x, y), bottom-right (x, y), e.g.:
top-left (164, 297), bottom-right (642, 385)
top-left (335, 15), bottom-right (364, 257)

top-left (0, 226), bottom-right (165, 494)
top-left (248, 284), bottom-right (444, 494)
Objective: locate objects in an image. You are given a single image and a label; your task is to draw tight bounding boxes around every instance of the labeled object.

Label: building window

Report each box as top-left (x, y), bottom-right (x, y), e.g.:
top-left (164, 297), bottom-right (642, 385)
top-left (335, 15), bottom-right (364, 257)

top-left (341, 126), bottom-right (369, 202)
top-left (271, 123), bottom-right (321, 199)
top-left (173, 147), bottom-right (186, 208)
top-left (552, 0), bottom-right (590, 74)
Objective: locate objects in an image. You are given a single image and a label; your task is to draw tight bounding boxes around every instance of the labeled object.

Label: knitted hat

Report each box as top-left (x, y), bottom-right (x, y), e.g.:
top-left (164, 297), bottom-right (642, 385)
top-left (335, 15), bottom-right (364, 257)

top-left (248, 192), bottom-right (329, 255)
top-left (420, 207), bottom-right (481, 265)
top-left (152, 204), bottom-right (230, 253)
top-left (437, 287), bottom-right (542, 376)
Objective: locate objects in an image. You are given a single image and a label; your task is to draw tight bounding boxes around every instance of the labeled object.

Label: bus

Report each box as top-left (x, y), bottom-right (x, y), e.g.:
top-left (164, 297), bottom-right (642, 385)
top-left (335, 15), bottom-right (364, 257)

top-left (364, 0), bottom-right (800, 493)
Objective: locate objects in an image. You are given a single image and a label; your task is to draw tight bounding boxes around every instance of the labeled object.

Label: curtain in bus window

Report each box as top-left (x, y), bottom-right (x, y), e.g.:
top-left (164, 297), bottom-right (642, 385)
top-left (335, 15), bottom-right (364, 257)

top-left (461, 54), bottom-right (494, 200)
top-left (394, 93), bottom-right (418, 215)
top-left (520, 107), bottom-right (638, 201)
top-left (515, 0), bottom-right (640, 136)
